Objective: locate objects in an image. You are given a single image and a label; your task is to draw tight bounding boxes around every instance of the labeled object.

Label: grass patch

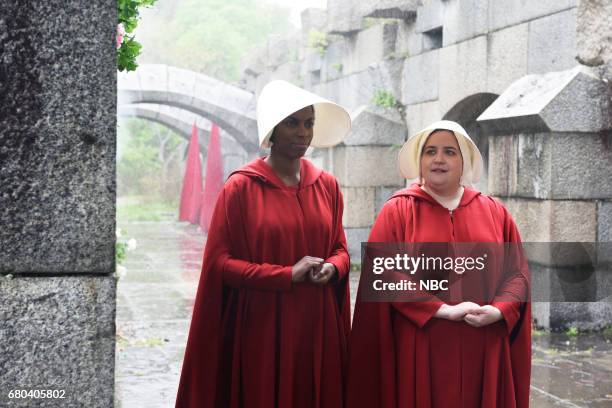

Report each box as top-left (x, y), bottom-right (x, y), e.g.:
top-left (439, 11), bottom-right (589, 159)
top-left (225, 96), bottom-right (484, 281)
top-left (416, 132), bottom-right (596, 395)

top-left (532, 328), bottom-right (549, 338)
top-left (565, 326), bottom-right (579, 337)
top-left (117, 195), bottom-right (177, 222)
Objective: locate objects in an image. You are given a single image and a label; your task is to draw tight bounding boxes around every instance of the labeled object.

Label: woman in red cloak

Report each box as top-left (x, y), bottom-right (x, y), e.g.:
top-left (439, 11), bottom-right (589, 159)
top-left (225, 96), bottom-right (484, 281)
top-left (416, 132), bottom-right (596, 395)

top-left (176, 80), bottom-right (352, 408)
top-left (347, 120), bottom-right (531, 408)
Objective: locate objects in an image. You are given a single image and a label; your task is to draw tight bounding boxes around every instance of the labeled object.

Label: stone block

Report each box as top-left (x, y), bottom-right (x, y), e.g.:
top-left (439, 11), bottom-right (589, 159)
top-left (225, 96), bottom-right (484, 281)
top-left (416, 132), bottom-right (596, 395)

top-left (322, 39), bottom-right (348, 81)
top-left (343, 23), bottom-right (398, 75)
top-left (345, 227), bottom-right (371, 264)
top-left (342, 187), bottom-right (376, 228)
top-left (532, 302), bottom-right (550, 329)
top-left (327, 0), bottom-right (363, 34)
top-left (438, 35), bottom-right (488, 115)
top-left (313, 59), bottom-right (404, 111)
top-left (478, 66), bottom-right (612, 135)
top-left (415, 0), bottom-right (444, 33)
top-left (0, 275), bottom-right (116, 408)
top-left (599, 202), bottom-right (612, 243)
top-left (401, 50), bottom-right (440, 105)
top-left (549, 133), bottom-right (612, 199)
top-left (488, 0), bottom-right (578, 32)
top-left (0, 1), bottom-right (116, 274)
top-left (266, 35), bottom-right (294, 69)
top-left (489, 132), bottom-right (612, 200)
top-left (442, 0), bottom-right (488, 46)
top-left (334, 145), bottom-right (404, 187)
top-left (375, 186), bottom-right (400, 214)
top-left (486, 23), bottom-right (529, 94)
top-left (395, 20), bottom-right (422, 58)
top-left (501, 198), bottom-right (597, 242)
top-left (527, 8), bottom-right (578, 74)
top-left (534, 300), bottom-right (612, 331)
top-left (549, 301), bottom-right (612, 330)
top-left (404, 100), bottom-right (442, 135)
top-left (301, 8), bottom-right (327, 39)
top-left (344, 106), bottom-right (406, 146)
top-left (576, 0), bottom-right (612, 78)
top-left (362, 0), bottom-right (418, 20)
top-left (305, 49), bottom-right (323, 73)
top-left (271, 61), bottom-right (300, 85)
top-left (241, 45), bottom-right (267, 76)
top-left (167, 67), bottom-right (198, 102)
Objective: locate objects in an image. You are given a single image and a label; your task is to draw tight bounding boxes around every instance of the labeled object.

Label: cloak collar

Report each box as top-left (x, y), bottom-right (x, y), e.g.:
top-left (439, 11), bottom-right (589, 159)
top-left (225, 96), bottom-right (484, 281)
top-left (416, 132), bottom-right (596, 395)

top-left (390, 183), bottom-right (481, 209)
top-left (231, 157), bottom-right (323, 190)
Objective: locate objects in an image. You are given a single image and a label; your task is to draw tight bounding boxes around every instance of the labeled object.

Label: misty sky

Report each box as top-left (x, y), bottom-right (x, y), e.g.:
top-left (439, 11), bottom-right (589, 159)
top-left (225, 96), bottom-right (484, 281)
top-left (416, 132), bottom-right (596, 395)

top-left (263, 0), bottom-right (327, 27)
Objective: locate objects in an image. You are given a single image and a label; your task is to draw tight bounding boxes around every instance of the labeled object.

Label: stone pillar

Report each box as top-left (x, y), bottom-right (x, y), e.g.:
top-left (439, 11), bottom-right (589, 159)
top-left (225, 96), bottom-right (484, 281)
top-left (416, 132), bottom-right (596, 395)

top-left (331, 106), bottom-right (406, 262)
top-left (478, 66), bottom-right (612, 330)
top-left (0, 2), bottom-right (116, 407)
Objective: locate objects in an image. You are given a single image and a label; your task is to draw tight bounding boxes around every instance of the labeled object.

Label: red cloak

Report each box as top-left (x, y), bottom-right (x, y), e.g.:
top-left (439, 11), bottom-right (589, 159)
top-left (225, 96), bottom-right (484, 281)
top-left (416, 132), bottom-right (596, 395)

top-left (176, 157), bottom-right (351, 408)
top-left (179, 123), bottom-right (203, 224)
top-left (347, 184), bottom-right (531, 408)
top-left (199, 123), bottom-right (224, 232)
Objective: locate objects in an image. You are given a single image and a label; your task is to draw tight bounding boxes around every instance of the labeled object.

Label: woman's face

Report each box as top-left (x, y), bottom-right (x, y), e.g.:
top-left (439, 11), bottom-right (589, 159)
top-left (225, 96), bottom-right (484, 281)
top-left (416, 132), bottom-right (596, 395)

top-left (269, 106), bottom-right (314, 159)
top-left (420, 130), bottom-right (463, 192)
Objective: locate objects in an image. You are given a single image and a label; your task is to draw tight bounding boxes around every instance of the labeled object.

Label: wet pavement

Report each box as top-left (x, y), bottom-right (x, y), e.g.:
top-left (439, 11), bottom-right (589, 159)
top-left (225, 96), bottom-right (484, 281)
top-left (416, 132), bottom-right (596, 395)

top-left (115, 221), bottom-right (612, 407)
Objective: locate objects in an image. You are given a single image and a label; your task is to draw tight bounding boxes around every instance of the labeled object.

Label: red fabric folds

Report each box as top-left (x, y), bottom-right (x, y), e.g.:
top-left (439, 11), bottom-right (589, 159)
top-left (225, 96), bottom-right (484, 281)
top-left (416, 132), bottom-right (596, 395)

top-left (347, 184), bottom-right (531, 408)
top-left (179, 123), bottom-right (203, 224)
top-left (176, 157), bottom-right (351, 408)
top-left (199, 123), bottom-right (224, 232)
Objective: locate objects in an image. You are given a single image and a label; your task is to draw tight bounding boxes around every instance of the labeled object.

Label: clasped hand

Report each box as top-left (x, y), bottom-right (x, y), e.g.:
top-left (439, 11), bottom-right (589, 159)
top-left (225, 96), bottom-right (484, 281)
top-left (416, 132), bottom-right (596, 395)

top-left (291, 256), bottom-right (336, 285)
top-left (435, 302), bottom-right (502, 327)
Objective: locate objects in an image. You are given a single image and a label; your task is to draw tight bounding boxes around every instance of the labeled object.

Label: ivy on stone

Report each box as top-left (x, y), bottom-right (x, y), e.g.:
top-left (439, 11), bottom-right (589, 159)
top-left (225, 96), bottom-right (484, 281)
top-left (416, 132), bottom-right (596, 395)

top-left (117, 0), bottom-right (157, 72)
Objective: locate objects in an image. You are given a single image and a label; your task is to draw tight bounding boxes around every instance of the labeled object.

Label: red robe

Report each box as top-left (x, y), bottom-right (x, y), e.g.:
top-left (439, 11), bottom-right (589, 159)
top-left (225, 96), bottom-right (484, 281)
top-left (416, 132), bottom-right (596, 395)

top-left (176, 157), bottom-right (351, 408)
top-left (347, 184), bottom-right (531, 408)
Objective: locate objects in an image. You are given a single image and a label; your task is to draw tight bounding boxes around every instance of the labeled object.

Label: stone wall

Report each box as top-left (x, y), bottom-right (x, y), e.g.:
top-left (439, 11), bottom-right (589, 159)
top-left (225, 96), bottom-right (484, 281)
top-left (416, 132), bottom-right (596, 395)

top-left (240, 0), bottom-right (612, 327)
top-left (0, 1), bottom-right (116, 407)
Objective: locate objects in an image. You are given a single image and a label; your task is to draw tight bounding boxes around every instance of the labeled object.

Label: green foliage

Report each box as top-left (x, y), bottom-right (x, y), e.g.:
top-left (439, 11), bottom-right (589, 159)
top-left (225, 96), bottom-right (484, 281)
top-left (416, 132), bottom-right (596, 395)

top-left (117, 196), bottom-right (178, 222)
top-left (603, 325), bottom-right (612, 340)
top-left (117, 118), bottom-right (185, 202)
top-left (117, 37), bottom-right (142, 72)
top-left (136, 0), bottom-right (292, 82)
top-left (371, 89), bottom-right (397, 109)
top-left (565, 326), bottom-right (579, 337)
top-left (117, 0), bottom-right (157, 72)
top-left (532, 328), bottom-right (549, 337)
top-left (331, 62), bottom-right (343, 72)
top-left (308, 29), bottom-right (329, 55)
top-left (116, 241), bottom-right (127, 265)
top-left (386, 50), bottom-right (411, 60)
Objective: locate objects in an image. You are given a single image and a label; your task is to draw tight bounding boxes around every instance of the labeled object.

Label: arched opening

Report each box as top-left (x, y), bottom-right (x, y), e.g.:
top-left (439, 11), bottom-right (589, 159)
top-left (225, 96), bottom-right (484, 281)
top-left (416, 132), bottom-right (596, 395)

top-left (443, 93), bottom-right (499, 193)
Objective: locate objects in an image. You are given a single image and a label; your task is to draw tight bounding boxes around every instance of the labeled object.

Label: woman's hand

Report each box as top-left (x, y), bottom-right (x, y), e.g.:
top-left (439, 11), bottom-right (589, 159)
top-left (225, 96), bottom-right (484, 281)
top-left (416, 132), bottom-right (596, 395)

top-left (435, 302), bottom-right (481, 321)
top-left (309, 262), bottom-right (337, 285)
top-left (292, 256), bottom-right (324, 282)
top-left (464, 305), bottom-right (503, 327)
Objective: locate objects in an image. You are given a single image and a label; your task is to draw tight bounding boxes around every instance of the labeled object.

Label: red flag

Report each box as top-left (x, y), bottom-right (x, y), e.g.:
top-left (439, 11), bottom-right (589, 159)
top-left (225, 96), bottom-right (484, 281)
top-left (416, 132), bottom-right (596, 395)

top-left (199, 123), bottom-right (224, 232)
top-left (179, 123), bottom-right (203, 224)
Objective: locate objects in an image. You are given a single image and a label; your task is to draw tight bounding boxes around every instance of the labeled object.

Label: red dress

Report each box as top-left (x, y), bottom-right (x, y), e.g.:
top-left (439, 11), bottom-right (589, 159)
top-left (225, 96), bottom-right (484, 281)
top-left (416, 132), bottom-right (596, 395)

top-left (347, 184), bottom-right (531, 408)
top-left (176, 157), bottom-right (350, 408)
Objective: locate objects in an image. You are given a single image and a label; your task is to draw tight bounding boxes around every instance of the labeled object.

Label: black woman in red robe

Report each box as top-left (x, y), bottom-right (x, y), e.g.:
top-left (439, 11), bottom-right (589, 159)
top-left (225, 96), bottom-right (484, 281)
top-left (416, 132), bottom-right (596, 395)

top-left (176, 80), bottom-right (352, 408)
top-left (347, 120), bottom-right (531, 408)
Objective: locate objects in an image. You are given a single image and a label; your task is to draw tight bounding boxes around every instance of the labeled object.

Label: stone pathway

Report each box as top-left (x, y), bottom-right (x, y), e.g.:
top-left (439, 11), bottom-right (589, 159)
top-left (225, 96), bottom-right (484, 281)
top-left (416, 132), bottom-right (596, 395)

top-left (114, 221), bottom-right (612, 407)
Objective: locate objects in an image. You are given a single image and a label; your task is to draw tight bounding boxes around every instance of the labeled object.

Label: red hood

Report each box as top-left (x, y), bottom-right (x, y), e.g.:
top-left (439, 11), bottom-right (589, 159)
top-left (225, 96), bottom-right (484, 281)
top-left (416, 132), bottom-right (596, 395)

top-left (230, 157), bottom-right (323, 190)
top-left (390, 183), bottom-right (481, 208)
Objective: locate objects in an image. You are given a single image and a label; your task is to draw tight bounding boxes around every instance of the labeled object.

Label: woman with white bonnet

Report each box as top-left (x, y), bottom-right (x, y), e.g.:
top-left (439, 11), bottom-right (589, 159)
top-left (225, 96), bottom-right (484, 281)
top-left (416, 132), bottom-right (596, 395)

top-left (347, 120), bottom-right (531, 407)
top-left (176, 80), bottom-right (352, 407)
